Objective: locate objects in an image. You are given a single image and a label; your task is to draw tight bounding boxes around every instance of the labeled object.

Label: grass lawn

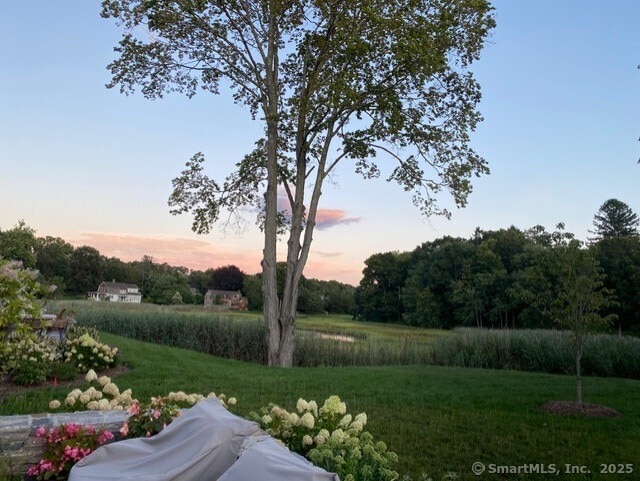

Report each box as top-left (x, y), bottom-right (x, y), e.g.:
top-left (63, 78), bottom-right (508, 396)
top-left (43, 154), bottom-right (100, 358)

top-left (2, 333), bottom-right (638, 480)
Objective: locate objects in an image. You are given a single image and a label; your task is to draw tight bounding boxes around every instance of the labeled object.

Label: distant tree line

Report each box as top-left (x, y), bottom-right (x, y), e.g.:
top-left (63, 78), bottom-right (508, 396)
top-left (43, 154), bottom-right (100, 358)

top-left (355, 199), bottom-right (640, 334)
top-left (0, 221), bottom-right (355, 313)
top-left (242, 263), bottom-right (355, 315)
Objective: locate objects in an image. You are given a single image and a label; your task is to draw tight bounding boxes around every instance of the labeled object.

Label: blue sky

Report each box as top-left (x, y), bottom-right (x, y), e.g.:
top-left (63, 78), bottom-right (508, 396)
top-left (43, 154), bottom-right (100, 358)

top-left (1, 1), bottom-right (638, 285)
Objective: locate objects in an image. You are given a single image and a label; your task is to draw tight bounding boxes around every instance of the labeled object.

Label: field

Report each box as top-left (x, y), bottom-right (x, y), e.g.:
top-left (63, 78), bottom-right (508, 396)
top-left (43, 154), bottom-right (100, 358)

top-left (2, 303), bottom-right (639, 480)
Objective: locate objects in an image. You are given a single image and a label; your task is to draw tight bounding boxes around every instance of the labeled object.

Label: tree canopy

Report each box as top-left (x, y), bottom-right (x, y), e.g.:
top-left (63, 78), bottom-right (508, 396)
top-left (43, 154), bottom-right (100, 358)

top-left (0, 221), bottom-right (38, 268)
top-left (356, 224), bottom-right (639, 334)
top-left (102, 0), bottom-right (496, 366)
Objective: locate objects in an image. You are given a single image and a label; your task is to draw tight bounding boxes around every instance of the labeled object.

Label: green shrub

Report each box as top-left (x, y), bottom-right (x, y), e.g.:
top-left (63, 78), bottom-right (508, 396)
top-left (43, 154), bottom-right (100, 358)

top-left (0, 332), bottom-right (60, 385)
top-left (63, 334), bottom-right (118, 371)
top-left (252, 395), bottom-right (399, 481)
top-left (0, 258), bottom-right (46, 336)
top-left (66, 325), bottom-right (101, 343)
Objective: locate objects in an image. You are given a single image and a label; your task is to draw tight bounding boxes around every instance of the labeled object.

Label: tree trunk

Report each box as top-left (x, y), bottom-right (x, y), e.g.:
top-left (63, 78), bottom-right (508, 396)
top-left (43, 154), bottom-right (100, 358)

top-left (262, 1), bottom-right (285, 367)
top-left (575, 340), bottom-right (583, 409)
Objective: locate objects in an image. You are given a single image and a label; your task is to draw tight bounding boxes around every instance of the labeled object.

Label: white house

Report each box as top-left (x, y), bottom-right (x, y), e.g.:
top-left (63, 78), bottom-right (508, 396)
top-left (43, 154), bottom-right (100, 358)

top-left (88, 281), bottom-right (142, 303)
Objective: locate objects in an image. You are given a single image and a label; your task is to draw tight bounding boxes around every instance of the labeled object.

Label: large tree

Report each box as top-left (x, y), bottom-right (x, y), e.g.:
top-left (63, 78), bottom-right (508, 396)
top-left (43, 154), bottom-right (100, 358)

top-left (590, 198), bottom-right (639, 242)
top-left (591, 236), bottom-right (640, 334)
top-left (103, 0), bottom-right (495, 366)
top-left (35, 236), bottom-right (74, 279)
top-left (210, 265), bottom-right (246, 291)
top-left (0, 221), bottom-right (38, 268)
top-left (355, 251), bottom-right (411, 323)
top-left (68, 246), bottom-right (106, 295)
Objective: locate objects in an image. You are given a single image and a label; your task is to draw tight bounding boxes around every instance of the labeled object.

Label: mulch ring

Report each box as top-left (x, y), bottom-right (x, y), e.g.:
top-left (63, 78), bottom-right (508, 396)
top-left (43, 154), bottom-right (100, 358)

top-left (541, 400), bottom-right (621, 418)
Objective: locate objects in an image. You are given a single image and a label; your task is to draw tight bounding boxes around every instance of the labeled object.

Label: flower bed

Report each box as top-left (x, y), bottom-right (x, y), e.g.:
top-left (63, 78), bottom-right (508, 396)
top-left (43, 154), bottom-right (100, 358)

top-left (2, 382), bottom-right (402, 481)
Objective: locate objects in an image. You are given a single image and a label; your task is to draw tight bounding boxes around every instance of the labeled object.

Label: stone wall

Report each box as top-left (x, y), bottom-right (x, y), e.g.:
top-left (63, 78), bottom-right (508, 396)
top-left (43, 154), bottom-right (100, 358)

top-left (0, 411), bottom-right (128, 477)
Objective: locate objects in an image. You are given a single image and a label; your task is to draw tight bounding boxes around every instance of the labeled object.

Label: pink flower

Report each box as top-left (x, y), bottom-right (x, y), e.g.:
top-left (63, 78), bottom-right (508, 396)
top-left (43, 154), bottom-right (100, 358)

top-left (120, 422), bottom-right (129, 437)
top-left (35, 426), bottom-right (46, 438)
top-left (152, 410), bottom-right (161, 419)
top-left (128, 402), bottom-right (140, 415)
top-left (99, 431), bottom-right (115, 444)
top-left (65, 423), bottom-right (80, 437)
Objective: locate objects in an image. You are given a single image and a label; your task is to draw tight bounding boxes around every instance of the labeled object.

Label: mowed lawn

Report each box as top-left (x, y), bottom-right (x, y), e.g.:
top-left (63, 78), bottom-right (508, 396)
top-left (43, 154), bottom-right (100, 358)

top-left (2, 332), bottom-right (639, 481)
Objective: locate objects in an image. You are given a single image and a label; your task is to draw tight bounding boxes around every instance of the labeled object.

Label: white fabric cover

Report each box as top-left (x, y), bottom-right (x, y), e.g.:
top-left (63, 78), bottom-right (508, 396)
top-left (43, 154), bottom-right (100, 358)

top-left (69, 398), bottom-right (258, 481)
top-left (218, 436), bottom-right (339, 481)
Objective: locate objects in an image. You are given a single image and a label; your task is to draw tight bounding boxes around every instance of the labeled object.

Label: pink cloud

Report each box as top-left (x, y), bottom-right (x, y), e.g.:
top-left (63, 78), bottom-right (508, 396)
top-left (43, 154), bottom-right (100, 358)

top-left (69, 232), bottom-right (263, 274)
top-left (314, 209), bottom-right (362, 230)
top-left (277, 187), bottom-right (361, 231)
top-left (305, 254), bottom-right (362, 286)
top-left (315, 250), bottom-right (343, 258)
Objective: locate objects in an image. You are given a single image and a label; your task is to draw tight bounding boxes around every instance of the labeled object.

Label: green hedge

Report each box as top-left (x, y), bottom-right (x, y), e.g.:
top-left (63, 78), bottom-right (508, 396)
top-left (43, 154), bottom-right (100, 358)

top-left (430, 328), bottom-right (640, 379)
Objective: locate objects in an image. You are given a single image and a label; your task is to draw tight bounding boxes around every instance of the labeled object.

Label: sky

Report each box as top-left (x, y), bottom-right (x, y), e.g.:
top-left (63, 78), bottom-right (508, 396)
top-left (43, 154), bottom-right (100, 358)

top-left (1, 1), bottom-right (638, 286)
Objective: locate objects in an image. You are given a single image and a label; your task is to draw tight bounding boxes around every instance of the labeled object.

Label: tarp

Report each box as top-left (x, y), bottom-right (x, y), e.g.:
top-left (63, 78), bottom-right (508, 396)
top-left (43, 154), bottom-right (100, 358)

top-left (68, 398), bottom-right (259, 481)
top-left (219, 436), bottom-right (339, 481)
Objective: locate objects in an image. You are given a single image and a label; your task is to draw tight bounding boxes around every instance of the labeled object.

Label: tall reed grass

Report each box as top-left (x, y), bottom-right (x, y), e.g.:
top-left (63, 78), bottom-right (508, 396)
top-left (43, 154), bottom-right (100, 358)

top-left (430, 328), bottom-right (640, 379)
top-left (294, 332), bottom-right (431, 366)
top-left (62, 302), bottom-right (640, 376)
top-left (73, 305), bottom-right (267, 363)
top-left (71, 304), bottom-right (431, 367)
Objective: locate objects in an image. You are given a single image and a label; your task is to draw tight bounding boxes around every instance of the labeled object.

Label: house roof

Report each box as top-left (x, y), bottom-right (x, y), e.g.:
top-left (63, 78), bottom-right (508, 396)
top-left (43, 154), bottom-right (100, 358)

top-left (205, 289), bottom-right (241, 297)
top-left (100, 281), bottom-right (141, 292)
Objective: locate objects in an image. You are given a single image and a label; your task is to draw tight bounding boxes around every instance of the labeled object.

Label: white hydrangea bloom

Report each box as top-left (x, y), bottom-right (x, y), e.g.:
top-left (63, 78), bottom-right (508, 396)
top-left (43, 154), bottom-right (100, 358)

top-left (296, 398), bottom-right (308, 413)
top-left (300, 412), bottom-right (315, 429)
top-left (330, 429), bottom-right (347, 443)
top-left (307, 400), bottom-right (318, 417)
top-left (320, 395), bottom-right (347, 416)
top-left (287, 412), bottom-right (300, 425)
top-left (339, 414), bottom-right (353, 428)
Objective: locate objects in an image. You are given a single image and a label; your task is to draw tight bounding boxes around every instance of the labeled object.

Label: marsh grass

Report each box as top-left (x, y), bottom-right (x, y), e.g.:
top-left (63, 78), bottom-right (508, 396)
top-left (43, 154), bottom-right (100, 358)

top-left (430, 328), bottom-right (640, 379)
top-left (61, 302), bottom-right (439, 367)
top-left (51, 302), bottom-right (640, 378)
